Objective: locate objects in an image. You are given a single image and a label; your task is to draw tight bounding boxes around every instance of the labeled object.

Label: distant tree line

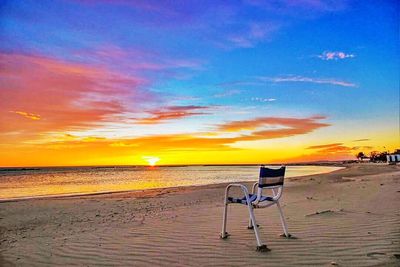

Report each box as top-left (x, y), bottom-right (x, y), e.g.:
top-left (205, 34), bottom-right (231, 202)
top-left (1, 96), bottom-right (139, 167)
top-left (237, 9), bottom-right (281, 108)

top-left (356, 149), bottom-right (400, 162)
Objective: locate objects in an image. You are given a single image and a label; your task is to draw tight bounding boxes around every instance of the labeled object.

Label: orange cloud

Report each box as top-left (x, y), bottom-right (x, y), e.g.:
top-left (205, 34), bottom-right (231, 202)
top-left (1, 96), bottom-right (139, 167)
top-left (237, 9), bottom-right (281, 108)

top-left (12, 111), bottom-right (41, 120)
top-left (217, 116), bottom-right (329, 135)
top-left (105, 134), bottom-right (234, 151)
top-left (275, 142), bottom-right (361, 163)
top-left (0, 52), bottom-right (152, 142)
top-left (34, 116), bottom-right (330, 152)
top-left (307, 143), bottom-right (343, 150)
top-left (0, 114), bottom-right (338, 166)
top-left (136, 105), bottom-right (209, 124)
top-left (307, 142), bottom-right (377, 155)
top-left (318, 145), bottom-right (353, 153)
top-left (126, 116), bottom-right (330, 149)
top-left (307, 142), bottom-right (352, 153)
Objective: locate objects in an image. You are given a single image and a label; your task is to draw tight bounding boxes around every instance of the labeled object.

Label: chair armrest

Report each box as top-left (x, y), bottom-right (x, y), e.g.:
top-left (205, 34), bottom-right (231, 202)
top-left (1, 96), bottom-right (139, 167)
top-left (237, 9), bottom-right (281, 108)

top-left (224, 184), bottom-right (251, 204)
top-left (251, 182), bottom-right (259, 194)
top-left (271, 187), bottom-right (283, 201)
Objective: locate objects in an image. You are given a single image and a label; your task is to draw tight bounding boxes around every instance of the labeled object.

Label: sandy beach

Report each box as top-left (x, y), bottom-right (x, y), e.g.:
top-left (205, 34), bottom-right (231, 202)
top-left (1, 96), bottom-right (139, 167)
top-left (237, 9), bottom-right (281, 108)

top-left (1, 163), bottom-right (399, 266)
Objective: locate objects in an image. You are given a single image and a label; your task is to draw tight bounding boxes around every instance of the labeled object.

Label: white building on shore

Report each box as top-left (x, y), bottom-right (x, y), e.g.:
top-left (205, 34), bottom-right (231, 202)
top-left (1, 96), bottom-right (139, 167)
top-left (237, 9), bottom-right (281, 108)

top-left (387, 154), bottom-right (400, 164)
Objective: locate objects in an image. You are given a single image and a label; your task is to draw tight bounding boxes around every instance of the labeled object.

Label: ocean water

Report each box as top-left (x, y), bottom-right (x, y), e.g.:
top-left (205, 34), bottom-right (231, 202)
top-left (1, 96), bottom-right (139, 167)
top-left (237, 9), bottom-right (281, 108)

top-left (0, 165), bottom-right (342, 201)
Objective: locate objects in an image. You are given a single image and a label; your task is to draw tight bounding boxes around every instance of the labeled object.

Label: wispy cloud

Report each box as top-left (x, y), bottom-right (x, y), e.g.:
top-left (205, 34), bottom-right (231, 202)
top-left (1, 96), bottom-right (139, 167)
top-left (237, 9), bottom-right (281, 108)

top-left (214, 90), bottom-right (241, 98)
top-left (307, 143), bottom-right (353, 153)
top-left (251, 97), bottom-right (276, 102)
top-left (12, 111), bottom-right (41, 120)
top-left (352, 138), bottom-right (370, 142)
top-left (76, 45), bottom-right (204, 74)
top-left (307, 142), bottom-right (374, 154)
top-left (136, 105), bottom-right (210, 124)
top-left (216, 116), bottom-right (330, 142)
top-left (226, 22), bottom-right (281, 48)
top-left (307, 143), bottom-right (343, 149)
top-left (318, 51), bottom-right (355, 60)
top-left (260, 75), bottom-right (357, 87)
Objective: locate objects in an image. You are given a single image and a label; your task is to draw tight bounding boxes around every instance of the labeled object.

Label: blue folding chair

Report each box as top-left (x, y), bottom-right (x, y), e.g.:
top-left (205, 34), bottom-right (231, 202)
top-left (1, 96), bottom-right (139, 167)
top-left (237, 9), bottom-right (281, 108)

top-left (220, 166), bottom-right (291, 251)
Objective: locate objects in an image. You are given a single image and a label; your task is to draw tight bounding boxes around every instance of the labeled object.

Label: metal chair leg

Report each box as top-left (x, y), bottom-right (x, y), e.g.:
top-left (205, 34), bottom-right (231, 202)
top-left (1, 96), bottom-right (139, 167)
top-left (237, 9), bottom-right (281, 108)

top-left (246, 204), bottom-right (269, 251)
top-left (247, 216), bottom-right (259, 229)
top-left (276, 201), bottom-right (289, 237)
top-left (221, 198), bottom-right (229, 238)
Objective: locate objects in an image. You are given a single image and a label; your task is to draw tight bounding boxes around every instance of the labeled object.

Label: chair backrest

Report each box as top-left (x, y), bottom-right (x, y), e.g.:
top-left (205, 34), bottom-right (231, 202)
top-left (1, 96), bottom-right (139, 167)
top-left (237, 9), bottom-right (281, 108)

top-left (258, 166), bottom-right (285, 188)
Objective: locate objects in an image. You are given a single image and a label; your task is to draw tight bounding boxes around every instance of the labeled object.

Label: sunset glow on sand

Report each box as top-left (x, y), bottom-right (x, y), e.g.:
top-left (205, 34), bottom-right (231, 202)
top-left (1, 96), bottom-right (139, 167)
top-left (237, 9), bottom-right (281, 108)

top-left (0, 1), bottom-right (398, 167)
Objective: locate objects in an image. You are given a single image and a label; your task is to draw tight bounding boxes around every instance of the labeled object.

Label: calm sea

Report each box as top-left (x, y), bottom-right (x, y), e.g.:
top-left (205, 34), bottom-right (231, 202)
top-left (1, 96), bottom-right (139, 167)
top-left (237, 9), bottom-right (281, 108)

top-left (0, 165), bottom-right (342, 201)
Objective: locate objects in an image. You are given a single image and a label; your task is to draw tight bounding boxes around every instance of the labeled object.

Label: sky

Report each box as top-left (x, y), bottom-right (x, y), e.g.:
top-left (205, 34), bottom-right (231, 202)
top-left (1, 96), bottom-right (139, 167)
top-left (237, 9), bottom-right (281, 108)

top-left (0, 0), bottom-right (399, 167)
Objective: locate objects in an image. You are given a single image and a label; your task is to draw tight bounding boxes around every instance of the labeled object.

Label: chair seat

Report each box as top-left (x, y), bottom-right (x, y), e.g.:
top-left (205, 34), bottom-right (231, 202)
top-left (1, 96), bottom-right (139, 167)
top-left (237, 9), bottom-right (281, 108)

top-left (227, 194), bottom-right (274, 205)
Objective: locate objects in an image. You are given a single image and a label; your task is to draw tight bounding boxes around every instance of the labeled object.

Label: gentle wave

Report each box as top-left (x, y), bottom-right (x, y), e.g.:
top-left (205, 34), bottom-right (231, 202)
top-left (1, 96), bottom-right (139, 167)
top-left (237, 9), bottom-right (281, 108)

top-left (0, 165), bottom-right (343, 200)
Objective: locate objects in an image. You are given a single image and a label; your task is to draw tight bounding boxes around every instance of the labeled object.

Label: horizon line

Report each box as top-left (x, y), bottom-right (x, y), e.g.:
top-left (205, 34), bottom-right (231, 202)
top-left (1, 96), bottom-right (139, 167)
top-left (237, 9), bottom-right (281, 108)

top-left (0, 160), bottom-right (352, 169)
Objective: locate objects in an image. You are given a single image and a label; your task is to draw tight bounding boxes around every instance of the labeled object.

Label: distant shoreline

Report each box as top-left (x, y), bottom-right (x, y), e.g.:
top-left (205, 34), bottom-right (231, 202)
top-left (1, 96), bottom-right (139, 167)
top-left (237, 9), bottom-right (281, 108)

top-left (0, 165), bottom-right (345, 203)
top-left (0, 160), bottom-right (353, 171)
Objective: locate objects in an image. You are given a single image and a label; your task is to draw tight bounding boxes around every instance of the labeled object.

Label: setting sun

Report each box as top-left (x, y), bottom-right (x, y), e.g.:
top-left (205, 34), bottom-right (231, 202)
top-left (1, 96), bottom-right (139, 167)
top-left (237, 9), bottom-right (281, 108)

top-left (143, 156), bottom-right (160, 166)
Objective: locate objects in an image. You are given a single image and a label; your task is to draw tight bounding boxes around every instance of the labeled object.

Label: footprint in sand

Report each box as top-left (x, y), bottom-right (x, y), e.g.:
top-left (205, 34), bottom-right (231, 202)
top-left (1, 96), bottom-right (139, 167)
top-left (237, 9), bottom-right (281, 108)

top-left (366, 252), bottom-right (386, 259)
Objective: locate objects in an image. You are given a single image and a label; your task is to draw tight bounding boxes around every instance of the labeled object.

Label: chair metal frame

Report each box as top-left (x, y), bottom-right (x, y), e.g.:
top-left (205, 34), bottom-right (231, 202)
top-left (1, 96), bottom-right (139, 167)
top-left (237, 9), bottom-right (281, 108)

top-left (220, 166), bottom-right (290, 251)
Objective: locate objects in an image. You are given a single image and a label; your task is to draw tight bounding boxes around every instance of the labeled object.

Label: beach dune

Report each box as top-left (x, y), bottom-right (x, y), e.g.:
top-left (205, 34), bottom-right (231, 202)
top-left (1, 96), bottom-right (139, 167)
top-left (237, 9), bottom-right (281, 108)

top-left (1, 164), bottom-right (399, 266)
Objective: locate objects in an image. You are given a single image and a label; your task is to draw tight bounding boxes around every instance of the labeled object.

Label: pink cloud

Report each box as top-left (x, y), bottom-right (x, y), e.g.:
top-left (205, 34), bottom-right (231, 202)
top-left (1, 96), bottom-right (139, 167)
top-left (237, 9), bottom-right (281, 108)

top-left (318, 51), bottom-right (355, 60)
top-left (0, 52), bottom-right (152, 140)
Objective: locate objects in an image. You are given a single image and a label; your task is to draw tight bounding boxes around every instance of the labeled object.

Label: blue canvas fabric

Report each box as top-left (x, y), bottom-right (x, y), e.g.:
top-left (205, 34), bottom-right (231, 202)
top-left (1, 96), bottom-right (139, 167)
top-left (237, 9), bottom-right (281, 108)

top-left (227, 193), bottom-right (274, 205)
top-left (258, 166), bottom-right (285, 188)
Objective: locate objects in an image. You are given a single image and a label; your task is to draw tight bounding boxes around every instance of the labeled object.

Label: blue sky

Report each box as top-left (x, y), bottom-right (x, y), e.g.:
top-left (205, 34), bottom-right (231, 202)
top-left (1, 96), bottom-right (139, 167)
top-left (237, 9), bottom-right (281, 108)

top-left (0, 0), bottom-right (399, 166)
